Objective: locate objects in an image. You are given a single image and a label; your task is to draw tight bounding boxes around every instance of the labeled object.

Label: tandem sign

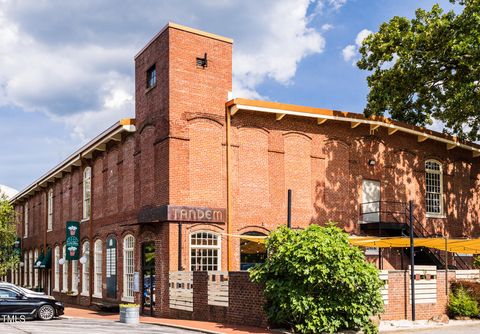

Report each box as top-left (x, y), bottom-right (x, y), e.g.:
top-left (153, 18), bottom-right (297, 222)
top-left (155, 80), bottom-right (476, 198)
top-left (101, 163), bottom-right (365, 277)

top-left (138, 205), bottom-right (226, 224)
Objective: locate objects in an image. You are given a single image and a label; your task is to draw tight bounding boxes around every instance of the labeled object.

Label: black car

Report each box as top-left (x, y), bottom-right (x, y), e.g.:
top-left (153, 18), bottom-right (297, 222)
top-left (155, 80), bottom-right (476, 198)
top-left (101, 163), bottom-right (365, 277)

top-left (0, 283), bottom-right (64, 320)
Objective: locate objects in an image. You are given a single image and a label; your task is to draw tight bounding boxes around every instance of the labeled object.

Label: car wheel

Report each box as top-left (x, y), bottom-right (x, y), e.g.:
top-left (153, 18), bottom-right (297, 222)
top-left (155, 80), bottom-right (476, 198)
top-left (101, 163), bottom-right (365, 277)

top-left (37, 305), bottom-right (55, 320)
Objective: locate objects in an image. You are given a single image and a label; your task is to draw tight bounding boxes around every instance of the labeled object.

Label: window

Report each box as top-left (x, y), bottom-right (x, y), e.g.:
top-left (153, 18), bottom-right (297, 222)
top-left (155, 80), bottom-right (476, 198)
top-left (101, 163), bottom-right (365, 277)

top-left (33, 249), bottom-right (38, 288)
top-left (190, 232), bottom-right (220, 271)
top-left (123, 235), bottom-right (135, 302)
top-left (83, 167), bottom-right (92, 220)
top-left (24, 203), bottom-right (29, 238)
top-left (146, 64), bottom-right (156, 89)
top-left (425, 160), bottom-right (443, 215)
top-left (0, 288), bottom-right (18, 299)
top-left (23, 252), bottom-right (28, 287)
top-left (47, 189), bottom-right (53, 231)
top-left (240, 232), bottom-right (267, 271)
top-left (28, 250), bottom-right (33, 287)
top-left (62, 245), bottom-right (68, 292)
top-left (72, 260), bottom-right (78, 293)
top-left (82, 241), bottom-right (90, 295)
top-left (94, 240), bottom-right (103, 297)
top-left (54, 246), bottom-right (60, 291)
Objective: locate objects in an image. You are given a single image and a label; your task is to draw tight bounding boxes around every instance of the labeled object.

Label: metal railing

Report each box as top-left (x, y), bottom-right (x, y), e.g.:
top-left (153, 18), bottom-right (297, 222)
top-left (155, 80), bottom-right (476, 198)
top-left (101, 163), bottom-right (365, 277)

top-left (359, 200), bottom-right (470, 270)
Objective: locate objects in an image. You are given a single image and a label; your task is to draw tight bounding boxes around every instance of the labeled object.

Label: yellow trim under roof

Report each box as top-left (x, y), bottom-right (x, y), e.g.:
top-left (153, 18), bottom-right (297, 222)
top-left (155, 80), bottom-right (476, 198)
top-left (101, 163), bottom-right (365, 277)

top-left (227, 98), bottom-right (480, 158)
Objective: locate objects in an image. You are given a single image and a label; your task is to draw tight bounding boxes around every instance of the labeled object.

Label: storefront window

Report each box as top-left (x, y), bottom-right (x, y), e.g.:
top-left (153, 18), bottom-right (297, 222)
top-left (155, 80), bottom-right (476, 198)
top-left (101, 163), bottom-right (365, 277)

top-left (240, 232), bottom-right (267, 270)
top-left (190, 232), bottom-right (220, 271)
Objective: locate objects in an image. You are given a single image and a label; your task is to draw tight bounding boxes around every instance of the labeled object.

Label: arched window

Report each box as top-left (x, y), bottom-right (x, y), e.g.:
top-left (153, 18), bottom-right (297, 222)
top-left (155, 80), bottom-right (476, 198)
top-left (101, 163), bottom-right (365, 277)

top-left (93, 240), bottom-right (103, 297)
top-left (24, 203), bottom-right (29, 238)
top-left (425, 160), bottom-right (443, 215)
top-left (123, 235), bottom-right (135, 302)
top-left (47, 189), bottom-right (53, 231)
top-left (33, 249), bottom-right (38, 288)
top-left (62, 245), bottom-right (68, 292)
top-left (72, 259), bottom-right (78, 293)
top-left (190, 232), bottom-right (221, 271)
top-left (28, 250), bottom-right (33, 288)
top-left (54, 245), bottom-right (60, 291)
top-left (83, 167), bottom-right (92, 220)
top-left (240, 232), bottom-right (267, 270)
top-left (81, 241), bottom-right (90, 295)
top-left (23, 252), bottom-right (28, 287)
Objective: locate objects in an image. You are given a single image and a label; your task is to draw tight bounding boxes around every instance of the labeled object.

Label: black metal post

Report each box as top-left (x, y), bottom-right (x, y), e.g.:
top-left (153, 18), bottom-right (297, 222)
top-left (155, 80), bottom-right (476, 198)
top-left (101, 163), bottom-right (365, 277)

top-left (287, 189), bottom-right (292, 228)
top-left (409, 200), bottom-right (415, 321)
top-left (178, 222), bottom-right (182, 271)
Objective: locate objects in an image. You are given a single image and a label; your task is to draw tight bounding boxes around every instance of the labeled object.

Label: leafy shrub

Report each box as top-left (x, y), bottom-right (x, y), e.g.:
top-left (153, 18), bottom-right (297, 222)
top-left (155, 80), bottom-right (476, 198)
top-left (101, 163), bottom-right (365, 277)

top-left (448, 286), bottom-right (479, 318)
top-left (249, 224), bottom-right (384, 334)
top-left (451, 280), bottom-right (480, 306)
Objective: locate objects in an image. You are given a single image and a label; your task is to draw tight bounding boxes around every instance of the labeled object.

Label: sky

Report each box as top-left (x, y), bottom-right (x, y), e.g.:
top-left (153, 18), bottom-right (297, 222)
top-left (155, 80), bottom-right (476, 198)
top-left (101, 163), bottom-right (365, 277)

top-left (0, 0), bottom-right (455, 192)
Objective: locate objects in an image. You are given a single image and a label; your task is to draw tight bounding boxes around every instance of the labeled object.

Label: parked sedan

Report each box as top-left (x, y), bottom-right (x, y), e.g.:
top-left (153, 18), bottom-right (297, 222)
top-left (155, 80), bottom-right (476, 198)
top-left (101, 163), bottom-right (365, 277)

top-left (0, 283), bottom-right (64, 320)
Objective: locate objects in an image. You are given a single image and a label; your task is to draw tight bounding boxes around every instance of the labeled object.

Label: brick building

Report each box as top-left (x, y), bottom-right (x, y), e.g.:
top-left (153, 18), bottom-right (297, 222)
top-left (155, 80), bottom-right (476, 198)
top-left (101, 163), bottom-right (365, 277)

top-left (4, 23), bottom-right (480, 318)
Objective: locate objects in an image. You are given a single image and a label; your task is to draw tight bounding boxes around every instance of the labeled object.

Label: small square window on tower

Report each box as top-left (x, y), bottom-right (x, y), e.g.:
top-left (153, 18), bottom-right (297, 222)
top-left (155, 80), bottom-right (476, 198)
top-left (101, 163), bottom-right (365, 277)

top-left (146, 64), bottom-right (156, 89)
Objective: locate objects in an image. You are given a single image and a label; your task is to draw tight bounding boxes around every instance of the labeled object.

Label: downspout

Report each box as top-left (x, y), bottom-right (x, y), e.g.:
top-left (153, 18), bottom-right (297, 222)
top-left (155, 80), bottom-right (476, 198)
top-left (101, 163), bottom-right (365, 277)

top-left (226, 105), bottom-right (232, 271)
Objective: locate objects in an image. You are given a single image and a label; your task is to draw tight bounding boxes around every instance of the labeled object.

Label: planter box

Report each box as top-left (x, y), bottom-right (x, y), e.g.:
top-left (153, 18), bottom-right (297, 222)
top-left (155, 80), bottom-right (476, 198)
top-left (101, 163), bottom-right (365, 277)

top-left (119, 306), bottom-right (140, 324)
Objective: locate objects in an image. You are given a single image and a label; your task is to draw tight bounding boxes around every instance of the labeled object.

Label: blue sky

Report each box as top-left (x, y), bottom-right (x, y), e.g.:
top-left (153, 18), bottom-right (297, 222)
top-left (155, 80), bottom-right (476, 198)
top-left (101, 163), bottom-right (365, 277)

top-left (0, 0), bottom-right (454, 191)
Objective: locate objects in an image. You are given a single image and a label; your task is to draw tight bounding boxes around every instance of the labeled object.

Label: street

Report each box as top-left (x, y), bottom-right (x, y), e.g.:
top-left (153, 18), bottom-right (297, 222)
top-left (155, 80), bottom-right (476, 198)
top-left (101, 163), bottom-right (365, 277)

top-left (385, 323), bottom-right (480, 334)
top-left (0, 317), bottom-right (202, 334)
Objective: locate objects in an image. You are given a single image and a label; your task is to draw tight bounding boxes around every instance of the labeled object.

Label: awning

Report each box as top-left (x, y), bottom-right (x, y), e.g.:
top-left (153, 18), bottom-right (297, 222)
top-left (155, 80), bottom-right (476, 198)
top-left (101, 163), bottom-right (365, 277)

top-left (33, 252), bottom-right (44, 269)
top-left (40, 248), bottom-right (52, 269)
top-left (224, 233), bottom-right (480, 255)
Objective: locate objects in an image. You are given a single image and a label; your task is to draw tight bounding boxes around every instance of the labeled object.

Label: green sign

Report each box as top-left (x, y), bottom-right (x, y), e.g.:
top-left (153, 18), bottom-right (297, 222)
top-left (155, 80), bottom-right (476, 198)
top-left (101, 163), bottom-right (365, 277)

top-left (65, 221), bottom-right (80, 260)
top-left (13, 238), bottom-right (21, 257)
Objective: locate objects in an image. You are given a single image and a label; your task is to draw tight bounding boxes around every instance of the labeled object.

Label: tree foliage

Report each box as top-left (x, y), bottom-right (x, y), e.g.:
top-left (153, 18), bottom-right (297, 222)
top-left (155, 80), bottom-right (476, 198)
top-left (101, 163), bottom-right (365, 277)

top-left (0, 193), bottom-right (19, 277)
top-left (249, 224), bottom-right (384, 334)
top-left (358, 0), bottom-right (480, 141)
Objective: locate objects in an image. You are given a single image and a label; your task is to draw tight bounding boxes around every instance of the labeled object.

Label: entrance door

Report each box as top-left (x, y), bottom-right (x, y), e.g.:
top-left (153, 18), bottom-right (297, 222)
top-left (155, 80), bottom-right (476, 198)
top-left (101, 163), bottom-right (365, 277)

top-left (106, 237), bottom-right (117, 299)
top-left (362, 180), bottom-right (380, 222)
top-left (142, 242), bottom-right (156, 316)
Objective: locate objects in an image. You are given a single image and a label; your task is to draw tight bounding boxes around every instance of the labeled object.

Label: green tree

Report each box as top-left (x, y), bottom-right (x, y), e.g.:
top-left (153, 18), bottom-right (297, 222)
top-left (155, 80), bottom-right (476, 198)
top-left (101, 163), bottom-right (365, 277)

top-left (0, 192), bottom-right (19, 277)
top-left (358, 0), bottom-right (480, 141)
top-left (249, 224), bottom-right (384, 334)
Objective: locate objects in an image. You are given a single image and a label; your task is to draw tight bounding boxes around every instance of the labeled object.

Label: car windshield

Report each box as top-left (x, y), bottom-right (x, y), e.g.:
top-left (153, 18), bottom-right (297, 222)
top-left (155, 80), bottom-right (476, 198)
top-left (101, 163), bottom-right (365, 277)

top-left (20, 287), bottom-right (45, 295)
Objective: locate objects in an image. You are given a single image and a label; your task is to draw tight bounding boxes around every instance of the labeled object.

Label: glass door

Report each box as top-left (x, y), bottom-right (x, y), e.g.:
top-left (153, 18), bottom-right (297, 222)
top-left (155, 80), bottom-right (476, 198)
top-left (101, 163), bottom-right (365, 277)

top-left (142, 242), bottom-right (156, 316)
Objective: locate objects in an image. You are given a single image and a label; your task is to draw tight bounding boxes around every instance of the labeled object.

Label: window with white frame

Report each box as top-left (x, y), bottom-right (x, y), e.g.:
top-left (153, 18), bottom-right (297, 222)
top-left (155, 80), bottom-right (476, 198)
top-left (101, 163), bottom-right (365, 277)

top-left (33, 249), bottom-right (38, 288)
top-left (47, 189), bottom-right (53, 231)
top-left (94, 240), bottom-right (102, 297)
top-left (72, 260), bottom-right (78, 293)
top-left (425, 160), bottom-right (443, 215)
top-left (190, 232), bottom-right (221, 271)
top-left (62, 245), bottom-right (68, 292)
top-left (83, 167), bottom-right (92, 220)
top-left (123, 235), bottom-right (135, 301)
top-left (24, 203), bottom-right (29, 238)
top-left (23, 252), bottom-right (27, 287)
top-left (28, 250), bottom-right (33, 287)
top-left (82, 241), bottom-right (90, 295)
top-left (54, 246), bottom-right (60, 291)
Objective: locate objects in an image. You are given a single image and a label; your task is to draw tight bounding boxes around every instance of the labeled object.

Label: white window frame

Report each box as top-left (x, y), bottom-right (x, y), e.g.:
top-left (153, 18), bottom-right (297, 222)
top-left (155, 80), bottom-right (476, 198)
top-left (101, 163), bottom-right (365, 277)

top-left (83, 167), bottom-right (92, 220)
top-left (81, 241), bottom-right (90, 296)
top-left (28, 250), bottom-right (33, 288)
top-left (62, 245), bottom-right (68, 293)
top-left (47, 189), bottom-right (53, 231)
top-left (33, 249), bottom-right (38, 288)
top-left (93, 240), bottom-right (103, 298)
top-left (122, 235), bottom-right (135, 302)
top-left (23, 252), bottom-right (28, 287)
top-left (71, 260), bottom-right (79, 293)
top-left (189, 231), bottom-right (221, 271)
top-left (24, 203), bottom-right (29, 238)
top-left (54, 246), bottom-right (60, 291)
top-left (425, 160), bottom-right (444, 217)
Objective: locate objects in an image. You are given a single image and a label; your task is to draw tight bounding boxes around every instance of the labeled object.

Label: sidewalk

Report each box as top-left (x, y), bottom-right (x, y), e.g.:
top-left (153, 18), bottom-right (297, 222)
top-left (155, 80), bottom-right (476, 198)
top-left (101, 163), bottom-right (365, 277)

top-left (64, 305), bottom-right (276, 334)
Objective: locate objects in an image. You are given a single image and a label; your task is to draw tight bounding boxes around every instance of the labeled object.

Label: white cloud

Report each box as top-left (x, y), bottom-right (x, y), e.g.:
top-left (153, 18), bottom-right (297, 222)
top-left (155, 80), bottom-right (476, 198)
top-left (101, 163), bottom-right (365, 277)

top-left (342, 28), bottom-right (373, 65)
top-left (0, 0), bottom-right (344, 138)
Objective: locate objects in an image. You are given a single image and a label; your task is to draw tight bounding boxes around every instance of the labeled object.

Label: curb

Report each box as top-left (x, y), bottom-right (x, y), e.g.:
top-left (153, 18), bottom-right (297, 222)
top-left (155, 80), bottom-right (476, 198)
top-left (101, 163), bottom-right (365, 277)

top-left (380, 320), bottom-right (480, 333)
top-left (143, 320), bottom-right (225, 334)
